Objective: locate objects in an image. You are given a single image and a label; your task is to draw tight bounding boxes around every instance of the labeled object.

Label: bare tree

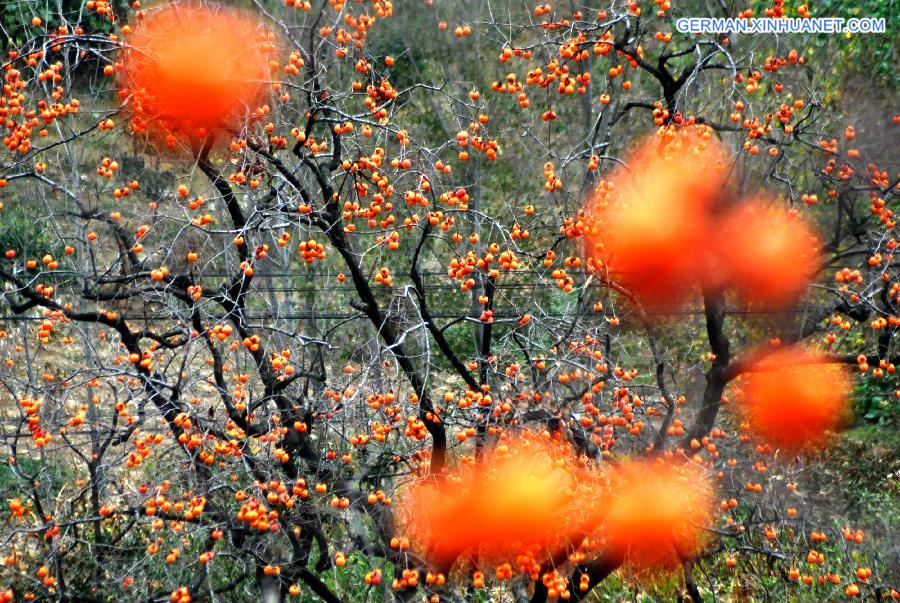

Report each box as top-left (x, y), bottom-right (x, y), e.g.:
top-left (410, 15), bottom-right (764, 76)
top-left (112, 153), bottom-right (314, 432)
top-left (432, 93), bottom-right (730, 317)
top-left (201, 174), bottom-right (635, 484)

top-left (0, 0), bottom-right (896, 601)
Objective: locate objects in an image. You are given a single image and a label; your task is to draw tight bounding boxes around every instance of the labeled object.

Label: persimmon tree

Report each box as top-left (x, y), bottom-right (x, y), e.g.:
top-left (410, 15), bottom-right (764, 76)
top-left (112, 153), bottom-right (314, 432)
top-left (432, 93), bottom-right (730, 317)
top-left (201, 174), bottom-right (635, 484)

top-left (0, 0), bottom-right (897, 602)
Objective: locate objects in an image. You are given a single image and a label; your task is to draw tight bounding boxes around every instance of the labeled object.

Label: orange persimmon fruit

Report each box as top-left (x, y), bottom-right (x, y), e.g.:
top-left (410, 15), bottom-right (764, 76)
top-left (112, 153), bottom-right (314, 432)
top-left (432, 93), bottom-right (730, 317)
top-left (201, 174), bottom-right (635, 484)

top-left (712, 199), bottom-right (822, 308)
top-left (583, 125), bottom-right (729, 311)
top-left (602, 459), bottom-right (714, 570)
top-left (397, 430), bottom-right (604, 569)
top-left (119, 4), bottom-right (272, 148)
top-left (738, 346), bottom-right (851, 451)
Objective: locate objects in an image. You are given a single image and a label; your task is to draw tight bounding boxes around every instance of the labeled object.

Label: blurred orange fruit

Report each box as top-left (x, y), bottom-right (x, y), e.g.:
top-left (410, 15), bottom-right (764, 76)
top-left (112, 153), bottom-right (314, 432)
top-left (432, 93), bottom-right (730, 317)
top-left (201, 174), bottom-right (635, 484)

top-left (602, 459), bottom-right (714, 570)
top-left (398, 431), bottom-right (605, 570)
top-left (713, 199), bottom-right (822, 307)
top-left (739, 347), bottom-right (851, 451)
top-left (119, 4), bottom-right (272, 147)
top-left (584, 125), bottom-right (729, 311)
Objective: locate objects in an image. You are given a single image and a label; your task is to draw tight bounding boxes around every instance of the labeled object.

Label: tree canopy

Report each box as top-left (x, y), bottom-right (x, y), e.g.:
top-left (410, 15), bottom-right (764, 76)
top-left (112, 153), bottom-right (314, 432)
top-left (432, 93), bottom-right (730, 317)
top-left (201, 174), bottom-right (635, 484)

top-left (0, 0), bottom-right (897, 601)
